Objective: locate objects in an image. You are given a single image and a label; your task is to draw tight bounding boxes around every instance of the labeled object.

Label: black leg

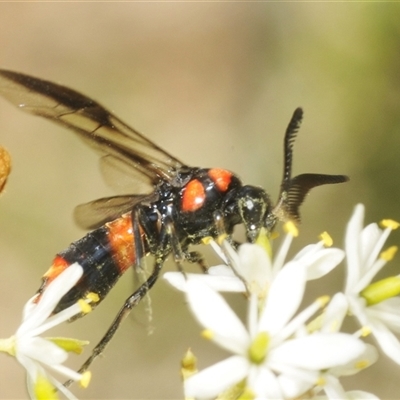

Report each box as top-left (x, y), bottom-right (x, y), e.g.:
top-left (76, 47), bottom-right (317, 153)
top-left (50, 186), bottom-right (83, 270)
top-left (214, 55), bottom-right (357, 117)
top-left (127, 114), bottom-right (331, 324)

top-left (64, 261), bottom-right (162, 387)
top-left (185, 250), bottom-right (208, 273)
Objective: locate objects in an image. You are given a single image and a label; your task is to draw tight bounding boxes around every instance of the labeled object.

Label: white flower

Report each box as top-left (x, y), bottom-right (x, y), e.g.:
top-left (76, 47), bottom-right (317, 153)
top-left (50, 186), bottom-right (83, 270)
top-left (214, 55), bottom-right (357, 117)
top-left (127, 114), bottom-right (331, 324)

top-left (311, 390), bottom-right (380, 400)
top-left (183, 261), bottom-right (367, 400)
top-left (0, 262), bottom-right (91, 399)
top-left (313, 300), bottom-right (379, 398)
top-left (164, 223), bottom-right (344, 297)
top-left (339, 204), bottom-right (400, 364)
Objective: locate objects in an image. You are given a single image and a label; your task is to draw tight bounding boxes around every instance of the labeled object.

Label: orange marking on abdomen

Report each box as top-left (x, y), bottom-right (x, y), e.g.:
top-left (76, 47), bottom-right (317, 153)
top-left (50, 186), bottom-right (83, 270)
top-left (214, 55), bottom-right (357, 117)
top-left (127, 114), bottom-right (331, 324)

top-left (106, 213), bottom-right (139, 273)
top-left (34, 256), bottom-right (70, 303)
top-left (182, 179), bottom-right (206, 212)
top-left (43, 255), bottom-right (70, 283)
top-left (208, 168), bottom-right (232, 192)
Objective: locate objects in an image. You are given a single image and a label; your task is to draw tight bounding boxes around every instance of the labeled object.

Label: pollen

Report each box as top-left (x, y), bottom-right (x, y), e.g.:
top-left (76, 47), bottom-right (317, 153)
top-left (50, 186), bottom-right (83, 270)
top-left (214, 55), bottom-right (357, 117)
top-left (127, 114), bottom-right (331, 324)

top-left (201, 329), bottom-right (214, 340)
top-left (283, 221), bottom-right (299, 237)
top-left (201, 236), bottom-right (213, 245)
top-left (380, 246), bottom-right (398, 261)
top-left (270, 231), bottom-right (279, 240)
top-left (380, 219), bottom-right (400, 230)
top-left (319, 231), bottom-right (333, 247)
top-left (79, 371), bottom-right (92, 388)
top-left (216, 233), bottom-right (228, 245)
top-left (86, 292), bottom-right (100, 303)
top-left (78, 299), bottom-right (93, 315)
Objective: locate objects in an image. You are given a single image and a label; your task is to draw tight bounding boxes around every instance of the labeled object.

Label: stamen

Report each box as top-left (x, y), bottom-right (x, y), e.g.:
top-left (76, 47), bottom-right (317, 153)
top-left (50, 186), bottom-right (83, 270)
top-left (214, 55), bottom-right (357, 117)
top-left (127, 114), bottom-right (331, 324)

top-left (283, 221), bottom-right (299, 237)
top-left (380, 219), bottom-right (400, 230)
top-left (319, 231), bottom-right (333, 247)
top-left (86, 292), bottom-right (100, 303)
top-left (181, 348), bottom-right (198, 380)
top-left (79, 371), bottom-right (91, 388)
top-left (317, 295), bottom-right (330, 307)
top-left (201, 329), bottom-right (214, 340)
top-left (181, 348), bottom-right (197, 371)
top-left (360, 327), bottom-right (371, 337)
top-left (380, 246), bottom-right (398, 261)
top-left (201, 236), bottom-right (213, 245)
top-left (217, 233), bottom-right (228, 245)
top-left (78, 299), bottom-right (92, 315)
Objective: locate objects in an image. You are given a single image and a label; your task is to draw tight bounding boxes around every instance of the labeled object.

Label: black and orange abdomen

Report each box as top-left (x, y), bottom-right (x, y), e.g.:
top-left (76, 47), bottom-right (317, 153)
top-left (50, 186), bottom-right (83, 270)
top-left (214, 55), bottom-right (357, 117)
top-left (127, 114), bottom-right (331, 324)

top-left (36, 213), bottom-right (143, 315)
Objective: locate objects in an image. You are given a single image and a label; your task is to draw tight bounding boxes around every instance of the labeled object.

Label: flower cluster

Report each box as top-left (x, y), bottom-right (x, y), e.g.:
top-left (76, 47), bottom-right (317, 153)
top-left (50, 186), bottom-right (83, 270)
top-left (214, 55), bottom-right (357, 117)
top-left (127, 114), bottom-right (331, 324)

top-left (165, 204), bottom-right (400, 399)
top-left (2, 203), bottom-right (400, 399)
top-left (0, 263), bottom-right (92, 400)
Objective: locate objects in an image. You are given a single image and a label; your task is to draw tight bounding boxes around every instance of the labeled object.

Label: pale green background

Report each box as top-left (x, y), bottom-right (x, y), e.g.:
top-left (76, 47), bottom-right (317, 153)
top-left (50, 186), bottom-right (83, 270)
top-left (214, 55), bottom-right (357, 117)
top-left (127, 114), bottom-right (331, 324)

top-left (0, 3), bottom-right (400, 399)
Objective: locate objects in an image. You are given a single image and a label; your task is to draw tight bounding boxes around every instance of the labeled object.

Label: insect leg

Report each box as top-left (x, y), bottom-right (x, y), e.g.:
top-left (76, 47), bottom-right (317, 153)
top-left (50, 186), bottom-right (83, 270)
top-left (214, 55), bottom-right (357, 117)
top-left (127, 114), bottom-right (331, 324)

top-left (185, 251), bottom-right (208, 273)
top-left (132, 206), bottom-right (145, 269)
top-left (164, 216), bottom-right (187, 276)
top-left (64, 213), bottom-right (173, 387)
top-left (64, 260), bottom-right (162, 387)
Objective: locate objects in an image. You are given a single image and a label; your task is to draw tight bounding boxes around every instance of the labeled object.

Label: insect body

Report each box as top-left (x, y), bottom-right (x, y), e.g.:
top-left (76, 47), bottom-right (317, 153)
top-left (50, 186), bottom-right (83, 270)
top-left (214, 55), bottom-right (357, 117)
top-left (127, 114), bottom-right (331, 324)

top-left (0, 70), bottom-right (348, 375)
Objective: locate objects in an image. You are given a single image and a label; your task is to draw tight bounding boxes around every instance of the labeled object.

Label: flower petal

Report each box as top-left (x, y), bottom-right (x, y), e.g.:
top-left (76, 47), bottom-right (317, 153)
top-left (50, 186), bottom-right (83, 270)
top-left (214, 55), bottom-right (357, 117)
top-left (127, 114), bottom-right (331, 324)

top-left (208, 265), bottom-right (236, 277)
top-left (248, 365), bottom-right (283, 400)
top-left (321, 374), bottom-right (348, 399)
top-left (278, 369), bottom-right (316, 399)
top-left (184, 355), bottom-right (249, 399)
top-left (302, 249), bottom-right (344, 280)
top-left (360, 223), bottom-right (382, 270)
top-left (368, 318), bottom-right (400, 365)
top-left (344, 204), bottom-right (364, 293)
top-left (367, 298), bottom-right (400, 333)
top-left (186, 279), bottom-right (250, 354)
top-left (18, 336), bottom-right (68, 365)
top-left (163, 271), bottom-right (245, 293)
top-left (321, 293), bottom-right (349, 333)
top-left (268, 333), bottom-right (366, 370)
top-left (237, 244), bottom-right (272, 288)
top-left (329, 343), bottom-right (378, 376)
top-left (18, 263), bottom-right (83, 335)
top-left (345, 390), bottom-right (380, 400)
top-left (258, 262), bottom-right (307, 335)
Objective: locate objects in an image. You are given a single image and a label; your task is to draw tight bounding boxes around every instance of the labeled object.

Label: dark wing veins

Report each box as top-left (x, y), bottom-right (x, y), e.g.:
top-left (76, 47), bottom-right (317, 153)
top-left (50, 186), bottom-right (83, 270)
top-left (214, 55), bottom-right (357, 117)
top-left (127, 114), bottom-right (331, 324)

top-left (0, 69), bottom-right (186, 185)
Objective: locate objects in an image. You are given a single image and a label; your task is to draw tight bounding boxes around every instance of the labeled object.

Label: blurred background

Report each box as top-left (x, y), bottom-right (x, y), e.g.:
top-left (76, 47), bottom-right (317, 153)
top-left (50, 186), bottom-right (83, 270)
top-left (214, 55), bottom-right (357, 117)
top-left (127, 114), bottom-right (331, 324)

top-left (1, 2), bottom-right (400, 399)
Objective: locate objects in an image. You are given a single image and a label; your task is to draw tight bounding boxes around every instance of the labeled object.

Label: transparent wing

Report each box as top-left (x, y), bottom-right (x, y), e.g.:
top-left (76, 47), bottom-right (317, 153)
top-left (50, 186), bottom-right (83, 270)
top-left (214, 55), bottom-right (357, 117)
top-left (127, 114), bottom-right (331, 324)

top-left (0, 69), bottom-right (186, 185)
top-left (99, 155), bottom-right (155, 195)
top-left (74, 194), bottom-right (156, 230)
